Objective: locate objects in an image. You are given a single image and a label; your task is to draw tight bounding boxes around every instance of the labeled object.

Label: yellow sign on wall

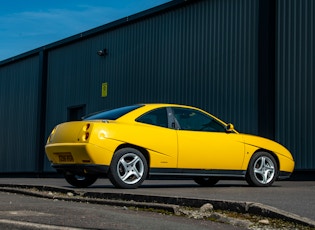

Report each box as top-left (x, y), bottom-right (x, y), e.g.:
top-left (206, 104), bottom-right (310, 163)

top-left (101, 82), bottom-right (108, 97)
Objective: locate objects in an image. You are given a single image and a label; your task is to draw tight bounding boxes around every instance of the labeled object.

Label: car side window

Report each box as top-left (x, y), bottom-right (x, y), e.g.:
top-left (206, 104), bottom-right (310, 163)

top-left (173, 108), bottom-right (226, 132)
top-left (136, 108), bottom-right (168, 128)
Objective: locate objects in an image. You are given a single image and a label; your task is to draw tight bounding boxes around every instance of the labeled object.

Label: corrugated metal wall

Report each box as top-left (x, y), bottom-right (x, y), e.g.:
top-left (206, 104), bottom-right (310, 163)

top-left (0, 56), bottom-right (41, 172)
top-left (276, 0), bottom-right (315, 169)
top-left (45, 0), bottom-right (259, 132)
top-left (0, 0), bottom-right (314, 173)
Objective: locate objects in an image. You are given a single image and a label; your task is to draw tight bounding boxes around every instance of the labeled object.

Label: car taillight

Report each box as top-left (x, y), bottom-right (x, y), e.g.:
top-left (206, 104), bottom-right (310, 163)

top-left (83, 123), bottom-right (90, 131)
top-left (83, 132), bottom-right (89, 141)
top-left (81, 123), bottom-right (91, 141)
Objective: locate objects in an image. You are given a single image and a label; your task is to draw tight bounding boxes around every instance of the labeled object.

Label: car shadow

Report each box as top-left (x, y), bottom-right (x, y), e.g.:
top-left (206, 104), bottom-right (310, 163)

top-left (62, 179), bottom-right (283, 189)
top-left (81, 181), bottom-right (264, 189)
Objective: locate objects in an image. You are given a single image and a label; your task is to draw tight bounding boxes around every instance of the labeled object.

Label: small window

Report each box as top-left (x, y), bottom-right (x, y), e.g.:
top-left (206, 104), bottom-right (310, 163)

top-left (68, 105), bottom-right (86, 121)
top-left (84, 105), bottom-right (143, 120)
top-left (136, 108), bottom-right (168, 128)
top-left (173, 108), bottom-right (225, 132)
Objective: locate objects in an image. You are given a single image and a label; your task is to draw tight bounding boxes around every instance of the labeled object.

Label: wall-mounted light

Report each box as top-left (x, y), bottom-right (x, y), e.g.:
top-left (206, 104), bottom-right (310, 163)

top-left (97, 49), bottom-right (108, 56)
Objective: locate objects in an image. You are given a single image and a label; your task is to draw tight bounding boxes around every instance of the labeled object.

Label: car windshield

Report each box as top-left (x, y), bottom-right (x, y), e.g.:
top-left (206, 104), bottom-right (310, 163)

top-left (84, 104), bottom-right (143, 120)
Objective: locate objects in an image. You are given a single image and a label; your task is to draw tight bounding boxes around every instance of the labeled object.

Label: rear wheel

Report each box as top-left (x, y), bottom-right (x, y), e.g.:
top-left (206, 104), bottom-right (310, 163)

top-left (108, 148), bottom-right (148, 189)
top-left (246, 151), bottom-right (278, 187)
top-left (193, 177), bottom-right (219, 186)
top-left (64, 174), bottom-right (98, 188)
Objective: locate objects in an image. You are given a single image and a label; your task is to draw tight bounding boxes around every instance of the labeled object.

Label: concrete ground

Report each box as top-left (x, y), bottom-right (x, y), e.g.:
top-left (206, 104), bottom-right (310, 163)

top-left (0, 178), bottom-right (314, 226)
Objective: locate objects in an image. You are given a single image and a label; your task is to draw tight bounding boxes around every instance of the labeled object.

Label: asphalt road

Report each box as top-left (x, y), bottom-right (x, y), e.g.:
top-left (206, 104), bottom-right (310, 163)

top-left (0, 192), bottom-right (242, 230)
top-left (0, 178), bottom-right (314, 229)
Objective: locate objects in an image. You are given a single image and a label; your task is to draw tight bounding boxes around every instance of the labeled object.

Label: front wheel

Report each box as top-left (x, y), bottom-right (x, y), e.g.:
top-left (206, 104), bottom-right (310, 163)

top-left (246, 152), bottom-right (278, 187)
top-left (108, 148), bottom-right (148, 189)
top-left (64, 174), bottom-right (98, 188)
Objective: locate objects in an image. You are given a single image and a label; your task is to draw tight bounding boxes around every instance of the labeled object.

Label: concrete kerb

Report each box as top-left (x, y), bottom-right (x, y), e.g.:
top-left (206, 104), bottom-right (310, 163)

top-left (0, 184), bottom-right (314, 228)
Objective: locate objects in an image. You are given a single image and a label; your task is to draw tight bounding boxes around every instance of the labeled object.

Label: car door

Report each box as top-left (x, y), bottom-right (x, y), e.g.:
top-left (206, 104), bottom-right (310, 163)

top-left (135, 107), bottom-right (178, 168)
top-left (172, 107), bottom-right (245, 170)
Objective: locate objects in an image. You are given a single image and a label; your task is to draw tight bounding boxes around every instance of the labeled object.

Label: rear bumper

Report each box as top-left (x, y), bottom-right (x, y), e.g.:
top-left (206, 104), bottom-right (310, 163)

top-left (45, 142), bottom-right (112, 166)
top-left (52, 164), bottom-right (109, 175)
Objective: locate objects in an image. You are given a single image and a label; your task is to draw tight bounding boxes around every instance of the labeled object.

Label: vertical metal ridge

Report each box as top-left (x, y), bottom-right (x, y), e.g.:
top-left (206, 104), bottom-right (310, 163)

top-left (0, 56), bottom-right (40, 172)
top-left (276, 0), bottom-right (315, 169)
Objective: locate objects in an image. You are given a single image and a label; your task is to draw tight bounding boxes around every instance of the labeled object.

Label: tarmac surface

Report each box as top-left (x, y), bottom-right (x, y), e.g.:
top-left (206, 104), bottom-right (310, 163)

top-left (0, 177), bottom-right (314, 229)
top-left (0, 192), bottom-right (242, 230)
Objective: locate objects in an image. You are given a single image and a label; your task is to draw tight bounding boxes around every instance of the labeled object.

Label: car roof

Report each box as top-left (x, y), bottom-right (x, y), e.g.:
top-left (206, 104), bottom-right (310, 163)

top-left (116, 103), bottom-right (217, 122)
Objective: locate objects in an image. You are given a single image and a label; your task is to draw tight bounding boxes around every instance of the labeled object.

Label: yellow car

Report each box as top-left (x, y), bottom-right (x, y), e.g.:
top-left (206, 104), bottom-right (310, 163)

top-left (45, 104), bottom-right (294, 188)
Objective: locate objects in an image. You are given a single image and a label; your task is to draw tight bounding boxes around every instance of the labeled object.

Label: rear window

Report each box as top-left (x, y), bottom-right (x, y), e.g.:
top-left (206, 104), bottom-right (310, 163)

top-left (84, 105), bottom-right (143, 120)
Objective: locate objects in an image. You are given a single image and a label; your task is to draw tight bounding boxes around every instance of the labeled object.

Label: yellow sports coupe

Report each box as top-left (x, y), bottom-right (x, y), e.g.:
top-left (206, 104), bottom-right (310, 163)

top-left (45, 104), bottom-right (294, 188)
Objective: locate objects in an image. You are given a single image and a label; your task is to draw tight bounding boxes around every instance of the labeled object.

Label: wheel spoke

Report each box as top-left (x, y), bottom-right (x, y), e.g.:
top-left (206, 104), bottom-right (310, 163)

top-left (264, 164), bottom-right (274, 171)
top-left (129, 156), bottom-right (140, 167)
top-left (120, 165), bottom-right (142, 181)
top-left (254, 167), bottom-right (264, 175)
top-left (121, 171), bottom-right (134, 181)
top-left (119, 158), bottom-right (129, 171)
top-left (132, 166), bottom-right (142, 178)
top-left (254, 157), bottom-right (264, 174)
top-left (261, 171), bottom-right (269, 184)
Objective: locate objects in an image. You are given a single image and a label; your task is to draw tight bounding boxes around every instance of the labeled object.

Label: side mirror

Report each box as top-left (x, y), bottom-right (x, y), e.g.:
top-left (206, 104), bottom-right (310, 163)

top-left (226, 123), bottom-right (235, 133)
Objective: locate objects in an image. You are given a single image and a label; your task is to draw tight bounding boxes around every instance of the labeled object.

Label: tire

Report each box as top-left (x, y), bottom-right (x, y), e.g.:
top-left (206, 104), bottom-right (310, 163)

top-left (246, 151), bottom-right (278, 187)
top-left (108, 148), bottom-right (148, 189)
top-left (193, 177), bottom-right (219, 187)
top-left (64, 174), bottom-right (98, 188)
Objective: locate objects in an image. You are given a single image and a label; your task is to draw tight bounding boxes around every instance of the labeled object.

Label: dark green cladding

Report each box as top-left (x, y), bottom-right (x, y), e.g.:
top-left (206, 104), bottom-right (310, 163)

top-left (0, 0), bottom-right (314, 172)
